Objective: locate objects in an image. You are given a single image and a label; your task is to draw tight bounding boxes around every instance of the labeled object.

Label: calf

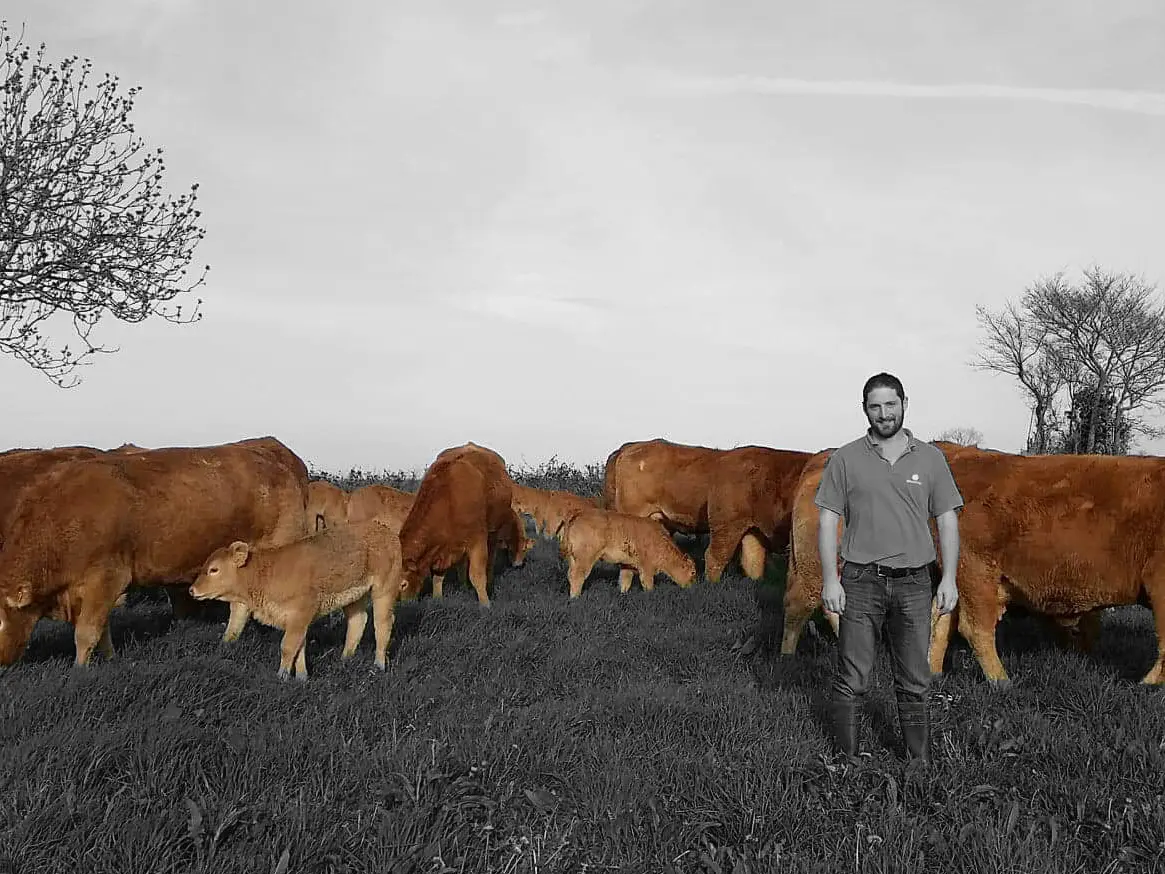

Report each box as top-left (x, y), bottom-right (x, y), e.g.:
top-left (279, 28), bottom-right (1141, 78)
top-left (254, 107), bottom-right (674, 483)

top-left (558, 508), bottom-right (698, 598)
top-left (306, 480), bottom-right (350, 532)
top-left (189, 519), bottom-right (407, 679)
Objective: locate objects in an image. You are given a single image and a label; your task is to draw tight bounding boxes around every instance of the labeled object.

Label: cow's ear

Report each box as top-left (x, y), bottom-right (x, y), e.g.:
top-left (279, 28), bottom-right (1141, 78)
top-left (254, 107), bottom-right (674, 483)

top-left (229, 541), bottom-right (251, 567)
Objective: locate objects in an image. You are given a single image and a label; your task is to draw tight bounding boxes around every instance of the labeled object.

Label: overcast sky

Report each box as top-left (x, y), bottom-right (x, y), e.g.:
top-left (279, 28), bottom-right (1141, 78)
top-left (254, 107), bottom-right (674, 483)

top-left (5, 1), bottom-right (1165, 474)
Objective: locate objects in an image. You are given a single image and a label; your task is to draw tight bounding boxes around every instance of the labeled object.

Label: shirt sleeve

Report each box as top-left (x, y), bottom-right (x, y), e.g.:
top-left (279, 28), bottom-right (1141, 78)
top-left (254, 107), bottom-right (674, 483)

top-left (814, 453), bottom-right (847, 515)
top-left (928, 450), bottom-right (964, 517)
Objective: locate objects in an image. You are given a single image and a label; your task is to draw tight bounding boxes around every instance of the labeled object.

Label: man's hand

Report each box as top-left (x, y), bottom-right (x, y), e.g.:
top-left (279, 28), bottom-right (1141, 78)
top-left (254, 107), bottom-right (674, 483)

top-left (935, 573), bottom-right (958, 614)
top-left (822, 574), bottom-right (845, 614)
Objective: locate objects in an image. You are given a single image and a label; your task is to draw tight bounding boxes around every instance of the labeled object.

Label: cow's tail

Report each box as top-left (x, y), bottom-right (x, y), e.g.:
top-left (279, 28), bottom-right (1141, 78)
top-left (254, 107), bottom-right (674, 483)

top-left (600, 446), bottom-right (621, 510)
top-left (553, 508), bottom-right (587, 557)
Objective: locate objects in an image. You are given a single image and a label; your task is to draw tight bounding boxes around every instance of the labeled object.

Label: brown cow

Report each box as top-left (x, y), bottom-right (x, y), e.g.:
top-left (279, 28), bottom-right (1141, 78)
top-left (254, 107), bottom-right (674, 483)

top-left (398, 442), bottom-right (519, 606)
top-left (558, 507), bottom-right (697, 598)
top-left (602, 438), bottom-right (812, 587)
top-left (0, 446), bottom-right (107, 535)
top-left (0, 439), bottom-right (309, 666)
top-left (307, 480), bottom-right (351, 532)
top-left (346, 483), bottom-right (414, 529)
top-left (512, 483), bottom-right (597, 538)
top-left (189, 519), bottom-right (408, 678)
top-left (781, 443), bottom-right (1157, 685)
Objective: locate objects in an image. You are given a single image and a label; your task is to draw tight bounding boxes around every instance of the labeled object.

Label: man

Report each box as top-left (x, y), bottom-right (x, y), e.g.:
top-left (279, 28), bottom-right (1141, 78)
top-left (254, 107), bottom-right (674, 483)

top-left (815, 372), bottom-right (962, 763)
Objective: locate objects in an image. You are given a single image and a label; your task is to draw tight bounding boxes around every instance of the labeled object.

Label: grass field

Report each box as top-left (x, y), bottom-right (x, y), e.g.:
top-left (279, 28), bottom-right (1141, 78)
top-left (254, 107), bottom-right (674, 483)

top-left (2, 464), bottom-right (1164, 873)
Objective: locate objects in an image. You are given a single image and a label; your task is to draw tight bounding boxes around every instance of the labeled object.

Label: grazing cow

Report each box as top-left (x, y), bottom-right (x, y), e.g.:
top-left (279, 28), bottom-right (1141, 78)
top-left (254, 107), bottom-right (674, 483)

top-left (782, 443), bottom-right (1161, 685)
top-left (189, 519), bottom-right (407, 678)
top-left (511, 483), bottom-right (597, 538)
top-left (602, 438), bottom-right (812, 586)
top-left (307, 480), bottom-right (350, 532)
top-left (558, 507), bottom-right (697, 598)
top-left (398, 442), bottom-right (519, 606)
top-left (0, 438), bottom-right (309, 666)
top-left (346, 483), bottom-right (414, 530)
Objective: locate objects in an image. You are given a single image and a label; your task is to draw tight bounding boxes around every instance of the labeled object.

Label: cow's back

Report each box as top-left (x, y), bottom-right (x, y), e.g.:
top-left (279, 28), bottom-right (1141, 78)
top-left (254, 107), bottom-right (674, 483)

top-left (0, 446), bottom-right (107, 535)
top-left (709, 446), bottom-right (813, 542)
top-left (607, 438), bottom-right (719, 529)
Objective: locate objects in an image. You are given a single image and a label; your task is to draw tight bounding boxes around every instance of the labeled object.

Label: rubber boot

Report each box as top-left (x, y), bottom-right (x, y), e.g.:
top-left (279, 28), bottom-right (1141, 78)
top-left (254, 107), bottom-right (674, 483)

top-left (830, 699), bottom-right (860, 759)
top-left (897, 699), bottom-right (930, 762)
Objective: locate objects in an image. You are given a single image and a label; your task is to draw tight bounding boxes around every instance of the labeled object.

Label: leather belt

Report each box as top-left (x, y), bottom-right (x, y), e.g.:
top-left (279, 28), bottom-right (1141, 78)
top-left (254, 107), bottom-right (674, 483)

top-left (847, 561), bottom-right (927, 579)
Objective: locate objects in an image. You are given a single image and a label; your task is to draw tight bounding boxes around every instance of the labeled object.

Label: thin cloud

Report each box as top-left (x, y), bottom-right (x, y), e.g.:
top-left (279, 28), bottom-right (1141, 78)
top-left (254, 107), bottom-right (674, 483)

top-left (641, 72), bottom-right (1165, 117)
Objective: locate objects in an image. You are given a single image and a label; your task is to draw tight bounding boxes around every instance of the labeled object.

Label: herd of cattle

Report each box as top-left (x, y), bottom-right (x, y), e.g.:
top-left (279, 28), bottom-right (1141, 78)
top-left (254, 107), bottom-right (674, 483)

top-left (0, 435), bottom-right (1161, 686)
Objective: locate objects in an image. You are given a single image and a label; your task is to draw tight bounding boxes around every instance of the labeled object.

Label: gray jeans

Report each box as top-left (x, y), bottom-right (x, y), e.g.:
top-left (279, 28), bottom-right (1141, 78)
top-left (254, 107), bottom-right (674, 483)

top-left (831, 560), bottom-right (933, 703)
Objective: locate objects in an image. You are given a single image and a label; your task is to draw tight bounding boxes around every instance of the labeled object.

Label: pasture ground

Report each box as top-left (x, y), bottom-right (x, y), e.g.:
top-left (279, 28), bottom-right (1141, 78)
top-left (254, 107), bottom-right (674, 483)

top-left (2, 459), bottom-right (1163, 873)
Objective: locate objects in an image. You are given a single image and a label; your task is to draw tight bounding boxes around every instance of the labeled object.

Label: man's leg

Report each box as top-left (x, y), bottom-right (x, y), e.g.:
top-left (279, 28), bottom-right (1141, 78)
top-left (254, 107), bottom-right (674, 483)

top-left (830, 566), bottom-right (885, 759)
top-left (887, 569), bottom-right (935, 762)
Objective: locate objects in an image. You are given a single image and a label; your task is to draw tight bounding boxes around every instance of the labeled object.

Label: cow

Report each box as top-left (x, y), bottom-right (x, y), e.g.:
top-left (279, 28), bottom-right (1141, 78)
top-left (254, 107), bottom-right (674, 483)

top-left (511, 483), bottom-right (597, 538)
top-left (0, 438), bottom-right (310, 667)
top-left (557, 507), bottom-right (697, 598)
top-left (189, 519), bottom-right (408, 678)
top-left (602, 438), bottom-right (812, 587)
top-left (346, 483), bottom-right (414, 529)
top-left (307, 480), bottom-right (350, 532)
top-left (781, 443), bottom-right (1161, 686)
top-left (397, 442), bottom-right (520, 607)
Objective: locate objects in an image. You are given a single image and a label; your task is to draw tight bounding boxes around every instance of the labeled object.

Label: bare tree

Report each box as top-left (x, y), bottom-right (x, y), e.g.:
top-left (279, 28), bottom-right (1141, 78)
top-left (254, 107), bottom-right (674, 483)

top-left (971, 300), bottom-right (1066, 454)
top-left (974, 266), bottom-right (1165, 455)
top-left (1025, 266), bottom-right (1165, 452)
top-left (1, 20), bottom-right (208, 387)
top-left (934, 426), bottom-right (983, 447)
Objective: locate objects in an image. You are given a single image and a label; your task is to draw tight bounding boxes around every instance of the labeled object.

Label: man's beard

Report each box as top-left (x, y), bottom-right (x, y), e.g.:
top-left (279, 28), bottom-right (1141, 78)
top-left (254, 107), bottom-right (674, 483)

top-left (872, 417), bottom-right (902, 439)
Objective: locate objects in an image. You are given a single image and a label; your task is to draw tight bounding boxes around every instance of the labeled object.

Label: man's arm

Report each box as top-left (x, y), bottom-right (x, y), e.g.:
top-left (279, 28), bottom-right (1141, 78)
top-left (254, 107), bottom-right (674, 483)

top-left (934, 508), bottom-right (959, 613)
top-left (818, 507), bottom-right (844, 614)
top-left (814, 453), bottom-right (848, 614)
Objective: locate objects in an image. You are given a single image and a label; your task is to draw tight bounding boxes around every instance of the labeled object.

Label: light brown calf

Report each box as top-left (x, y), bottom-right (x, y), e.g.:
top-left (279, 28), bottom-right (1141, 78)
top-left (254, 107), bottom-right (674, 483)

top-left (511, 483), bottom-right (597, 538)
top-left (190, 519), bottom-right (407, 679)
top-left (346, 483), bottom-right (414, 529)
top-left (558, 507), bottom-right (697, 599)
top-left (306, 480), bottom-right (350, 532)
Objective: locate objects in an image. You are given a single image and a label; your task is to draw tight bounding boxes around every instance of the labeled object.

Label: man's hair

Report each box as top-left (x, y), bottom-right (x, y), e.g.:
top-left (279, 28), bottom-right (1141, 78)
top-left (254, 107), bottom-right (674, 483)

top-left (862, 372), bottom-right (906, 407)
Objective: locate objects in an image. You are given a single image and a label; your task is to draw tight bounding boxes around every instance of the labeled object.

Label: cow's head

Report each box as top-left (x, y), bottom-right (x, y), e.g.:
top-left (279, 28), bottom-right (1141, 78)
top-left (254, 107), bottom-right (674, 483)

top-left (191, 541), bottom-right (251, 601)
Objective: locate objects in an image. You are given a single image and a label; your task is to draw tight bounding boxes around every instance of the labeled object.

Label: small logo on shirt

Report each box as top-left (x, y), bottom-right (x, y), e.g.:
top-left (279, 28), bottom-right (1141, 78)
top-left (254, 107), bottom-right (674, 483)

top-left (907, 473), bottom-right (922, 486)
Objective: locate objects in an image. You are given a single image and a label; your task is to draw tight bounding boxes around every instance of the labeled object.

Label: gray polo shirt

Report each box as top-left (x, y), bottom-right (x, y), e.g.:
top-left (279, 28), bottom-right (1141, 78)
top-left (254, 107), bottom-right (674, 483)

top-left (814, 428), bottom-right (964, 568)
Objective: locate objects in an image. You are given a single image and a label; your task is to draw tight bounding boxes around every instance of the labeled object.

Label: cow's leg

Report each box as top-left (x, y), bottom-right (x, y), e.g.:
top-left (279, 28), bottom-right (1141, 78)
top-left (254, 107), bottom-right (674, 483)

top-left (740, 532), bottom-right (767, 581)
top-left (431, 573), bottom-right (445, 599)
top-left (1138, 573), bottom-right (1165, 684)
top-left (98, 622), bottom-right (115, 661)
top-left (222, 602), bottom-right (253, 643)
top-left (279, 622), bottom-right (310, 680)
top-left (294, 642), bottom-right (309, 679)
top-left (637, 563), bottom-right (657, 592)
top-left (467, 539), bottom-right (491, 607)
top-left (952, 561), bottom-right (1010, 684)
top-left (74, 601), bottom-right (115, 668)
top-left (617, 568), bottom-right (635, 592)
top-left (341, 593), bottom-right (370, 658)
top-left (74, 568), bottom-right (131, 667)
top-left (568, 553), bottom-right (595, 599)
top-left (781, 556), bottom-right (824, 654)
top-left (929, 600), bottom-right (957, 675)
top-left (0, 606), bottom-right (41, 666)
top-left (704, 525), bottom-right (745, 584)
top-left (370, 578), bottom-right (399, 670)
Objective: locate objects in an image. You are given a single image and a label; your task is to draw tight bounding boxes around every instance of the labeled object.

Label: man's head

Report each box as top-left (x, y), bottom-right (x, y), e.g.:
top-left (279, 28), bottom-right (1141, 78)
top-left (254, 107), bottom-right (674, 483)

top-left (862, 372), bottom-right (907, 440)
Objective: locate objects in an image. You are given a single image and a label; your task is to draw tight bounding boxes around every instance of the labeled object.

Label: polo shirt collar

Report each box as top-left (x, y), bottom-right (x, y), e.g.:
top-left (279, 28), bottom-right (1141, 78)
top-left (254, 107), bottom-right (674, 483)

top-left (864, 427), bottom-right (917, 454)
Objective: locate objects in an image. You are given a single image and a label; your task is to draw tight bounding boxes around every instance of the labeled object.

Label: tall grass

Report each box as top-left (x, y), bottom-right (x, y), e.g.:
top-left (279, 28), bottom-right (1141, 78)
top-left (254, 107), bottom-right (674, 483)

top-left (2, 459), bottom-right (1162, 873)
